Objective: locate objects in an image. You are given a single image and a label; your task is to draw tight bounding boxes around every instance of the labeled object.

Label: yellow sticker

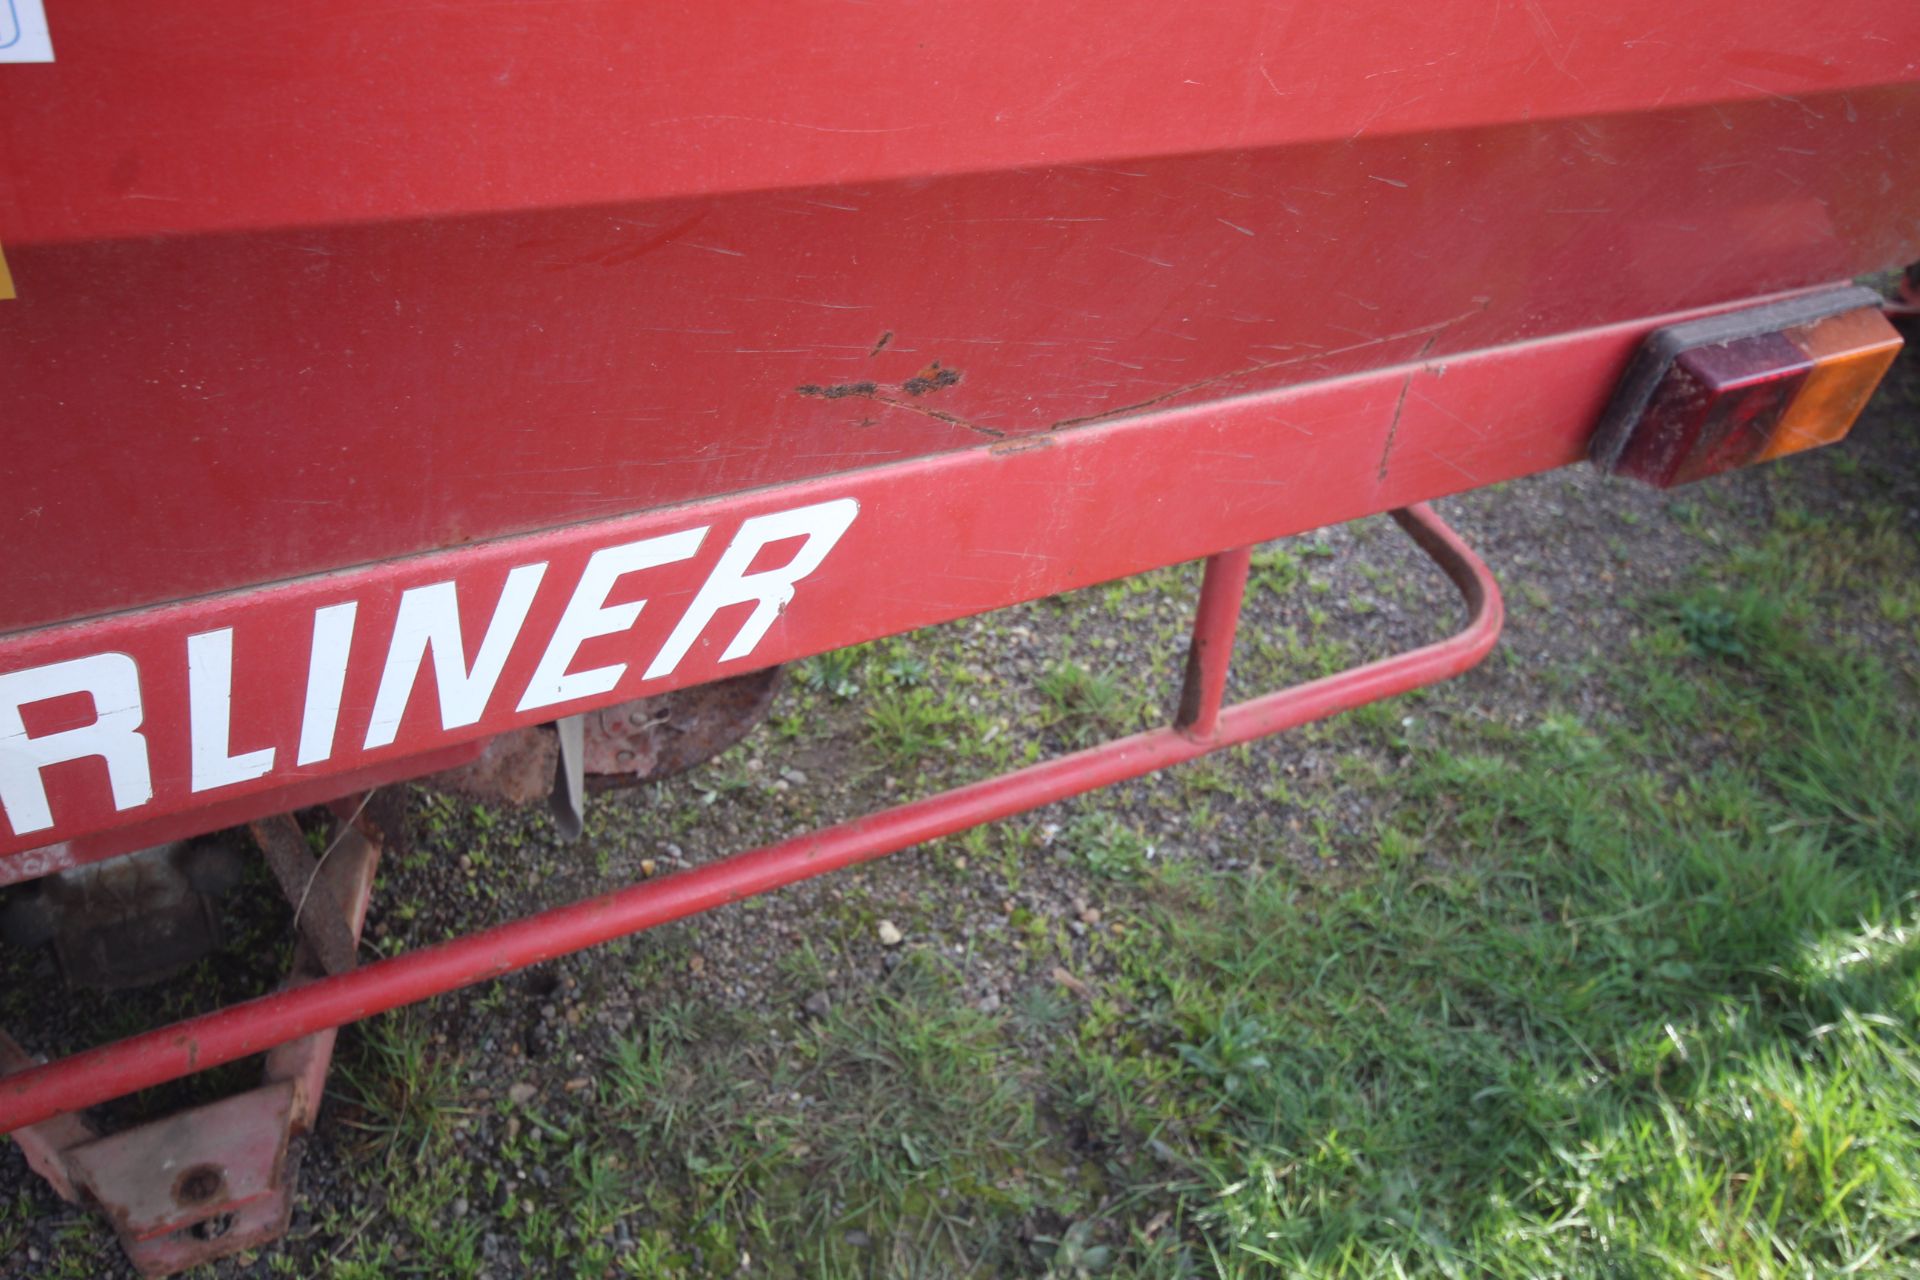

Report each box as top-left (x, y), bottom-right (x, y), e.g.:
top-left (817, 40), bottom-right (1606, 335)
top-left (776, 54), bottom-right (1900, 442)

top-left (0, 242), bottom-right (13, 301)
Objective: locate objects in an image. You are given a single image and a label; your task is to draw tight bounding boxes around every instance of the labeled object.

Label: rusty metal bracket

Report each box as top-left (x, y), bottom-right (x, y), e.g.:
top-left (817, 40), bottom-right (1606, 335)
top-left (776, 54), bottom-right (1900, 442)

top-left (250, 813), bottom-right (358, 977)
top-left (2, 809), bottom-right (382, 1277)
top-left (579, 667), bottom-right (784, 789)
top-left (0, 1032), bottom-right (96, 1203)
top-left (551, 714), bottom-right (586, 842)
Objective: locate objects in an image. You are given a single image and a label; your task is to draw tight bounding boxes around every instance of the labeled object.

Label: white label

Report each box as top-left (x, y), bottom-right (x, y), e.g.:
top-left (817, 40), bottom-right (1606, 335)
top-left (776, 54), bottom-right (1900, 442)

top-left (1, 0), bottom-right (53, 63)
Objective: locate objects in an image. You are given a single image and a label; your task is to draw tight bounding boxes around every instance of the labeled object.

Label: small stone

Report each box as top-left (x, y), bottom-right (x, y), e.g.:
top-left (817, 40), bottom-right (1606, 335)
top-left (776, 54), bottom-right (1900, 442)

top-left (781, 767), bottom-right (809, 785)
top-left (803, 991), bottom-right (833, 1018)
top-left (844, 1229), bottom-right (872, 1248)
top-left (877, 920), bottom-right (904, 947)
top-left (452, 1196), bottom-right (470, 1218)
top-left (1052, 966), bottom-right (1094, 999)
top-left (976, 992), bottom-right (1002, 1014)
top-left (508, 1082), bottom-right (537, 1105)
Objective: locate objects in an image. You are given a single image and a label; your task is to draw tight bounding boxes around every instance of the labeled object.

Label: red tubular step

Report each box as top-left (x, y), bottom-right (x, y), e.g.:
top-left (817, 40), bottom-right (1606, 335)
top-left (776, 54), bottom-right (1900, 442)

top-left (0, 503), bottom-right (1500, 1135)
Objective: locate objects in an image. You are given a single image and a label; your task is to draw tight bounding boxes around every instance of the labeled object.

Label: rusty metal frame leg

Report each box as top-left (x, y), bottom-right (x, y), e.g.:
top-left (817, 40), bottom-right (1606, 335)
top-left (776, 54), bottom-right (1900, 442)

top-left (0, 503), bottom-right (1502, 1137)
top-left (0, 1032), bottom-right (97, 1203)
top-left (251, 812), bottom-right (360, 977)
top-left (1, 808), bottom-right (381, 1278)
top-left (1176, 546), bottom-right (1254, 739)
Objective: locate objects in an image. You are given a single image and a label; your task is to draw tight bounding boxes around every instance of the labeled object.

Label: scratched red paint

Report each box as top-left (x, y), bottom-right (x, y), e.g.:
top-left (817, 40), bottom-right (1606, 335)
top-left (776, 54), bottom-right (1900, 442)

top-left (0, 304), bottom-right (1750, 868)
top-left (1, 3), bottom-right (1917, 636)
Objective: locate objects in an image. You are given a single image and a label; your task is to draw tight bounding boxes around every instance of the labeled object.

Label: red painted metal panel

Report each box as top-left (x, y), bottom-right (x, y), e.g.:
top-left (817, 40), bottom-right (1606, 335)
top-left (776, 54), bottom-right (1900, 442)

top-left (3, 2), bottom-right (1916, 243)
top-left (0, 298), bottom-right (1770, 867)
top-left (0, 741), bottom-right (480, 888)
top-left (2, 5), bottom-right (1917, 634)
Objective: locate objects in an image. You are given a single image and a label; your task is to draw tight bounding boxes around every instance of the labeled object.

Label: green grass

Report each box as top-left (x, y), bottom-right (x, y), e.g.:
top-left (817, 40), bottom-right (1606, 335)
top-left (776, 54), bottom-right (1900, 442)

top-left (1037, 661), bottom-right (1138, 746)
top-left (592, 955), bottom-right (1052, 1274)
top-left (1070, 518), bottom-right (1920, 1276)
top-left (866, 687), bottom-right (965, 765)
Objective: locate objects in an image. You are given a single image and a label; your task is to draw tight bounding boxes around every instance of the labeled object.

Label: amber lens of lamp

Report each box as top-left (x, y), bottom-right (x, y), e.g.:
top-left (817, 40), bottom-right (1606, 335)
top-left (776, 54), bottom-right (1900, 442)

top-left (1758, 307), bottom-right (1904, 461)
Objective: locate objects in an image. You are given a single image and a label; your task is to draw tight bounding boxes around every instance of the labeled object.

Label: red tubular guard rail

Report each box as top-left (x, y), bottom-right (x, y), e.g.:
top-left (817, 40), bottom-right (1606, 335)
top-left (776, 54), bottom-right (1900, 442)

top-left (0, 504), bottom-right (1501, 1135)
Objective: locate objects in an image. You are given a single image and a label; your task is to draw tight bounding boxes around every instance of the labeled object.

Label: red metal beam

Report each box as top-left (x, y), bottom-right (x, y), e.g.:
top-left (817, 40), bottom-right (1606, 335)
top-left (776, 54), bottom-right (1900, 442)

top-left (0, 503), bottom-right (1499, 1135)
top-left (0, 295), bottom-right (1801, 875)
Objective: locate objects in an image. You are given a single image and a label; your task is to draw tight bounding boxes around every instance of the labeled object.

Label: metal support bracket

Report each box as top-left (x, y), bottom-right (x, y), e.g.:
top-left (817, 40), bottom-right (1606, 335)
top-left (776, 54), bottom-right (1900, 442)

top-left (251, 813), bottom-right (359, 976)
top-left (2, 807), bottom-right (382, 1277)
top-left (550, 713), bottom-right (586, 843)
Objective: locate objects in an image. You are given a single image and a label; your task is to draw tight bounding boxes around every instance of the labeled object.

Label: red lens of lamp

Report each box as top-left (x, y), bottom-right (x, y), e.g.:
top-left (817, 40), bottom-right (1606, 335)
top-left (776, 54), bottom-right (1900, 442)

top-left (1611, 332), bottom-right (1811, 487)
top-left (1592, 287), bottom-right (1902, 490)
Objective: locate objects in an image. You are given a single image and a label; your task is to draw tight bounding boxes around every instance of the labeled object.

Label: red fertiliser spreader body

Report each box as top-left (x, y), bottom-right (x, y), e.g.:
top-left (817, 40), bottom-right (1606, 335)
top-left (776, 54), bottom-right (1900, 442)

top-left (1, 1), bottom-right (1917, 1269)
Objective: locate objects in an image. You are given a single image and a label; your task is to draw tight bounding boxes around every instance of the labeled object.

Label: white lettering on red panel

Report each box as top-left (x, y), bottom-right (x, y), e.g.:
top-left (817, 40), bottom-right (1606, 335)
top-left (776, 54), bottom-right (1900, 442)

top-left (0, 498), bottom-right (858, 839)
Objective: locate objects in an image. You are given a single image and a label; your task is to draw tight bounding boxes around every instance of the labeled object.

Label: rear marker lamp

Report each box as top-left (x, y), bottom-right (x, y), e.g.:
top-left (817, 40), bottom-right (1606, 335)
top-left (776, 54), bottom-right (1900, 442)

top-left (1591, 286), bottom-right (1902, 488)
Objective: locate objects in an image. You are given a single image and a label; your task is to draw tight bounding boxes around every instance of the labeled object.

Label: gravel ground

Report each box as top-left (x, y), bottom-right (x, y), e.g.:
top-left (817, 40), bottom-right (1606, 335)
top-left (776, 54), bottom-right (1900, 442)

top-left (3, 338), bottom-right (1916, 1279)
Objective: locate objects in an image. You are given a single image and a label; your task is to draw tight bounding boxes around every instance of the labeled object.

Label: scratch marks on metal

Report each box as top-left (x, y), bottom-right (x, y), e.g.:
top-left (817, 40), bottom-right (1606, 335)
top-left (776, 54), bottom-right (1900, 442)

top-left (901, 362), bottom-right (960, 396)
top-left (798, 360), bottom-right (1000, 438)
top-left (1048, 304), bottom-right (1485, 434)
top-left (1521, 0), bottom-right (1586, 87)
top-left (1109, 248), bottom-right (1173, 268)
top-left (1376, 373), bottom-right (1415, 481)
top-left (1377, 337), bottom-right (1440, 480)
top-left (987, 436), bottom-right (1052, 457)
top-left (752, 297), bottom-right (873, 311)
top-left (794, 381), bottom-right (879, 400)
top-left (645, 114), bottom-right (926, 136)
top-left (1725, 79), bottom-right (1827, 122)
top-left (539, 211), bottom-right (708, 270)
